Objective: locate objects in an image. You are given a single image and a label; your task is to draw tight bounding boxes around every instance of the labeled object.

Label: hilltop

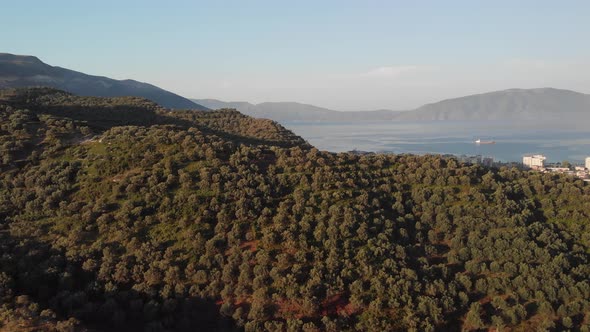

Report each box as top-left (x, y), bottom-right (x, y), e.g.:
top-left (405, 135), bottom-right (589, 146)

top-left (0, 87), bottom-right (304, 147)
top-left (0, 53), bottom-right (208, 110)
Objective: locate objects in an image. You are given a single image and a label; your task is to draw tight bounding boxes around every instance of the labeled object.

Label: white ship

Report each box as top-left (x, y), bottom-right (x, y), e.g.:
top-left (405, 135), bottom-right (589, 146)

top-left (475, 139), bottom-right (495, 144)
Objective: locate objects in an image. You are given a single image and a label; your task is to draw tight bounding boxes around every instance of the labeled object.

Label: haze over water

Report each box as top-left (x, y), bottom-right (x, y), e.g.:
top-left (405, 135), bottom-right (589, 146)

top-left (284, 121), bottom-right (590, 164)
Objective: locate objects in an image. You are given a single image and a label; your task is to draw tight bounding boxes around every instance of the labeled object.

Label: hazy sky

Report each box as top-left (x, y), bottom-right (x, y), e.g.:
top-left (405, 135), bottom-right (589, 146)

top-left (2, 0), bottom-right (590, 110)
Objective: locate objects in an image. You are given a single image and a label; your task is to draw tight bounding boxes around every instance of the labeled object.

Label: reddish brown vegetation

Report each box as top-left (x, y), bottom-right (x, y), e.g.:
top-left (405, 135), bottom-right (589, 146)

top-left (321, 293), bottom-right (357, 316)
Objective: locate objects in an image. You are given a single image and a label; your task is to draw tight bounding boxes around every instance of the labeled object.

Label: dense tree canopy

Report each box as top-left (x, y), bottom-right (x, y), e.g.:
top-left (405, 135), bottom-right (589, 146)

top-left (1, 88), bottom-right (590, 331)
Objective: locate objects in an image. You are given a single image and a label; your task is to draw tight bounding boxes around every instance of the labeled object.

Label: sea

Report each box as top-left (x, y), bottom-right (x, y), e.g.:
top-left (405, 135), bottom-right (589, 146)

top-left (282, 121), bottom-right (590, 164)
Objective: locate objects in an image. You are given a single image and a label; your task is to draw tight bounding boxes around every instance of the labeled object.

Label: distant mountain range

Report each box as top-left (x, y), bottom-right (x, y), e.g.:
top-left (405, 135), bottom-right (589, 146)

top-left (195, 88), bottom-right (590, 123)
top-left (398, 88), bottom-right (590, 121)
top-left (4, 53), bottom-right (588, 120)
top-left (0, 53), bottom-right (207, 110)
top-left (193, 99), bottom-right (404, 122)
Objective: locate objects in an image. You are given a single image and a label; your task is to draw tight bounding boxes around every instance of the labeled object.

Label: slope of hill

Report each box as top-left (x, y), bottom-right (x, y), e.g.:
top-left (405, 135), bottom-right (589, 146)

top-left (0, 53), bottom-right (208, 110)
top-left (395, 88), bottom-right (590, 121)
top-left (1, 87), bottom-right (590, 331)
top-left (193, 99), bottom-right (403, 122)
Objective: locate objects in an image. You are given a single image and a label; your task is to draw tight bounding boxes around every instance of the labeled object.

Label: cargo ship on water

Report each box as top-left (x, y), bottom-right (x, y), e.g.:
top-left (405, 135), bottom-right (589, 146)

top-left (475, 139), bottom-right (495, 144)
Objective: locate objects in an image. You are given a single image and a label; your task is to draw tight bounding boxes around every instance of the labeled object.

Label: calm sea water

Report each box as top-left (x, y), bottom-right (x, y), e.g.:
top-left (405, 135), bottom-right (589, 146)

top-left (282, 121), bottom-right (590, 164)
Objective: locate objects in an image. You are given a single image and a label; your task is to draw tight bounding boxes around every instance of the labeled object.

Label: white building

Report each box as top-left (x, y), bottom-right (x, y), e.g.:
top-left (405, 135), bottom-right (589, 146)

top-left (586, 157), bottom-right (590, 170)
top-left (523, 154), bottom-right (546, 169)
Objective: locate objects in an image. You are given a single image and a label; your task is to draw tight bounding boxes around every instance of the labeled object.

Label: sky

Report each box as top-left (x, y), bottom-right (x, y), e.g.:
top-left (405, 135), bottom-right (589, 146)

top-left (2, 0), bottom-right (590, 111)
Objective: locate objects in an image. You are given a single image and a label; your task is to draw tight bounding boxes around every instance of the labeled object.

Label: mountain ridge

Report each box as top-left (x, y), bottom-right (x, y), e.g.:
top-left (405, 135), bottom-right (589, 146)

top-left (195, 87), bottom-right (590, 122)
top-left (193, 99), bottom-right (405, 121)
top-left (397, 87), bottom-right (590, 121)
top-left (0, 52), bottom-right (208, 110)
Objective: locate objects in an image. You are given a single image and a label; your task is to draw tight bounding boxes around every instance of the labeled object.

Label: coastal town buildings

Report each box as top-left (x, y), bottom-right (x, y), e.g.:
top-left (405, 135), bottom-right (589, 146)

top-left (520, 154), bottom-right (590, 180)
top-left (459, 155), bottom-right (482, 164)
top-left (523, 154), bottom-right (546, 169)
top-left (482, 157), bottom-right (494, 167)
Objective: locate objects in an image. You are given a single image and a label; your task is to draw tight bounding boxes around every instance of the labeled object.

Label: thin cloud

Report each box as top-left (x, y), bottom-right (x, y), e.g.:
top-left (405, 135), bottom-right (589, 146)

top-left (503, 58), bottom-right (551, 69)
top-left (219, 80), bottom-right (233, 89)
top-left (362, 65), bottom-right (430, 78)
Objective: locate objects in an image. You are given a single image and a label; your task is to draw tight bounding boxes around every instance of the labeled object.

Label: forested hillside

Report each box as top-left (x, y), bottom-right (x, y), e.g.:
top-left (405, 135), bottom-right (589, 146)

top-left (1, 88), bottom-right (590, 331)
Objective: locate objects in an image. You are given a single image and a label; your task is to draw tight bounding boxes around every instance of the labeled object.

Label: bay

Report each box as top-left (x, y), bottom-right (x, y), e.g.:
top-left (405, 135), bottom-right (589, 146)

top-left (282, 121), bottom-right (590, 164)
